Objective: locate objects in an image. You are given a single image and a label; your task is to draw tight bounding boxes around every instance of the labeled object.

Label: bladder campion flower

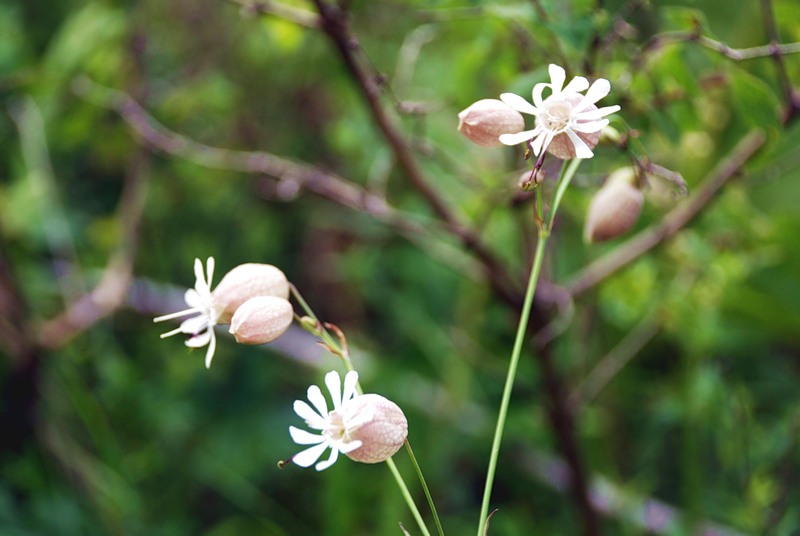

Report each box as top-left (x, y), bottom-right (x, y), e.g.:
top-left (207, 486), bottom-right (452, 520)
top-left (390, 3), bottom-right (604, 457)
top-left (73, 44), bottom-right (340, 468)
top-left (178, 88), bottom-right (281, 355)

top-left (229, 295), bottom-right (293, 345)
top-left (458, 99), bottom-right (525, 147)
top-left (498, 64), bottom-right (620, 159)
top-left (212, 263), bottom-right (289, 323)
top-left (289, 371), bottom-right (408, 471)
top-left (154, 257), bottom-right (220, 369)
top-left (154, 259), bottom-right (292, 368)
top-left (584, 167), bottom-right (644, 242)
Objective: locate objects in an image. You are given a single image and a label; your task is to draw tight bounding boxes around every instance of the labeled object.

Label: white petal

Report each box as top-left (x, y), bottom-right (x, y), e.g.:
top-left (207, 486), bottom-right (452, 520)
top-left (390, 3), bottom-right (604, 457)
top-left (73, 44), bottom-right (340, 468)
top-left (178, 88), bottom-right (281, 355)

top-left (184, 288), bottom-right (202, 308)
top-left (293, 441), bottom-right (331, 468)
top-left (337, 439), bottom-right (363, 454)
top-left (571, 119), bottom-right (609, 133)
top-left (205, 257), bottom-right (215, 288)
top-left (204, 330), bottom-right (216, 368)
top-left (499, 129), bottom-right (537, 146)
top-left (342, 371), bottom-right (359, 403)
top-left (159, 326), bottom-right (183, 338)
top-left (325, 371), bottom-right (343, 410)
top-left (185, 330), bottom-right (210, 348)
top-left (314, 446), bottom-right (340, 471)
top-left (179, 315), bottom-right (209, 335)
top-left (193, 258), bottom-right (205, 287)
top-left (499, 93), bottom-right (538, 115)
top-left (574, 105), bottom-right (620, 121)
top-left (565, 129), bottom-right (594, 158)
top-left (548, 64), bottom-right (566, 94)
top-left (289, 426), bottom-right (326, 445)
top-left (562, 76), bottom-right (590, 95)
top-left (293, 400), bottom-right (327, 428)
top-left (154, 307), bottom-right (200, 323)
top-left (575, 78), bottom-right (611, 112)
top-left (531, 82), bottom-right (550, 108)
top-left (531, 130), bottom-right (552, 157)
top-left (306, 384), bottom-right (329, 417)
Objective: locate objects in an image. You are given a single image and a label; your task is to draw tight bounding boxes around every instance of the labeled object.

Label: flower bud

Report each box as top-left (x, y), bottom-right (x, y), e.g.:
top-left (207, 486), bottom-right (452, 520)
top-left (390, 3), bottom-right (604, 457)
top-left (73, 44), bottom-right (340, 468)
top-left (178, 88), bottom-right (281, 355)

top-left (458, 99), bottom-right (525, 147)
top-left (584, 168), bottom-right (644, 243)
top-left (546, 95), bottom-right (602, 160)
top-left (341, 394), bottom-right (408, 464)
top-left (212, 263), bottom-right (290, 323)
top-left (228, 296), bottom-right (293, 345)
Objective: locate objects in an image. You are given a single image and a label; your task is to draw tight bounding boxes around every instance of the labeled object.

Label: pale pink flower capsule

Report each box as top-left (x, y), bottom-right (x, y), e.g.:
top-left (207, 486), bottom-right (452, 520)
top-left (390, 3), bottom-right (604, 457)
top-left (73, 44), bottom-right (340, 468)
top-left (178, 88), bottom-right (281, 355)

top-left (229, 296), bottom-right (293, 345)
top-left (342, 394), bottom-right (408, 464)
top-left (584, 168), bottom-right (644, 243)
top-left (458, 99), bottom-right (525, 147)
top-left (212, 263), bottom-right (290, 323)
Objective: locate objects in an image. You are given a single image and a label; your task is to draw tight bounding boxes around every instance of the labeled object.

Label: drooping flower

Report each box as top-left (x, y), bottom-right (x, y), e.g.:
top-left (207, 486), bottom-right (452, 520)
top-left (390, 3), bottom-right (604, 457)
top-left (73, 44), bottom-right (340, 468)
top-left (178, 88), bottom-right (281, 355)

top-left (458, 99), bottom-right (525, 147)
top-left (584, 167), bottom-right (644, 242)
top-left (498, 64), bottom-right (620, 159)
top-left (289, 371), bottom-right (408, 471)
top-left (154, 257), bottom-right (220, 369)
top-left (229, 295), bottom-right (294, 345)
top-left (212, 263), bottom-right (290, 324)
top-left (154, 259), bottom-right (292, 368)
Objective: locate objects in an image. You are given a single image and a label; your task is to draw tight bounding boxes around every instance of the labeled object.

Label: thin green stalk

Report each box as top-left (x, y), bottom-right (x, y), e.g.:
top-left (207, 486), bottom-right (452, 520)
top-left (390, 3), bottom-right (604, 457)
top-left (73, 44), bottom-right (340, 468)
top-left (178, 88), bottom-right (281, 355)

top-left (386, 457), bottom-right (432, 536)
top-left (289, 284), bottom-right (437, 536)
top-left (477, 159), bottom-right (581, 536)
top-left (405, 440), bottom-right (444, 536)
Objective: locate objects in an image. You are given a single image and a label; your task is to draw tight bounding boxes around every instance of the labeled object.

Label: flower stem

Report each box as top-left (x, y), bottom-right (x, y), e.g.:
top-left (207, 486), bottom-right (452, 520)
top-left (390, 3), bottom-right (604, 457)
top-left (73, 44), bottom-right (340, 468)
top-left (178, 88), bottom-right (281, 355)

top-left (289, 283), bottom-right (438, 536)
top-left (476, 159), bottom-right (582, 536)
top-left (386, 457), bottom-right (432, 536)
top-left (405, 440), bottom-right (445, 536)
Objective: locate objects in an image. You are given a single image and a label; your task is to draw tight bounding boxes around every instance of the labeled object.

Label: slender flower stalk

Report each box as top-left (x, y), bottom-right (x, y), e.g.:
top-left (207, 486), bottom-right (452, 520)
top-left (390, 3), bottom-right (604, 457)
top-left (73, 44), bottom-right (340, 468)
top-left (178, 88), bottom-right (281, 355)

top-left (477, 159), bottom-right (582, 536)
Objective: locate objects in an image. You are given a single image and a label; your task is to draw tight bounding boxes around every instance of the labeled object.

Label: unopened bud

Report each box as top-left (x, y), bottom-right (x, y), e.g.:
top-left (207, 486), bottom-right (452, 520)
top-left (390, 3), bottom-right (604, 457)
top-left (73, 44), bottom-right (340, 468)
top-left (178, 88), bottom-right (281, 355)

top-left (212, 263), bottom-right (290, 323)
top-left (458, 99), bottom-right (525, 147)
top-left (229, 296), bottom-right (293, 345)
top-left (518, 168), bottom-right (545, 191)
top-left (341, 394), bottom-right (408, 464)
top-left (584, 168), bottom-right (644, 243)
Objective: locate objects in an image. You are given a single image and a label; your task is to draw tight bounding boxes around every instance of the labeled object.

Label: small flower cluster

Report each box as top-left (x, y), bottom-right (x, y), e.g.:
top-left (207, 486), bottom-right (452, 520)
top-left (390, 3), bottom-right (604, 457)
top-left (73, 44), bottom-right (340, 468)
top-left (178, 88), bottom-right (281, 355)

top-left (459, 63), bottom-right (620, 160)
top-left (154, 257), bottom-right (294, 368)
top-left (155, 259), bottom-right (408, 471)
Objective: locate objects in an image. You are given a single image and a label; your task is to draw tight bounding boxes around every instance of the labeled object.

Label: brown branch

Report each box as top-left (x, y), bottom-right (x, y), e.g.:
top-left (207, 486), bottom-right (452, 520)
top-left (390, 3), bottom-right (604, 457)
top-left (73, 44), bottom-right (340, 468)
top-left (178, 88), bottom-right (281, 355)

top-left (759, 0), bottom-right (800, 120)
top-left (38, 35), bottom-right (152, 348)
top-left (566, 129), bottom-right (766, 297)
top-left (309, 0), bottom-right (520, 306)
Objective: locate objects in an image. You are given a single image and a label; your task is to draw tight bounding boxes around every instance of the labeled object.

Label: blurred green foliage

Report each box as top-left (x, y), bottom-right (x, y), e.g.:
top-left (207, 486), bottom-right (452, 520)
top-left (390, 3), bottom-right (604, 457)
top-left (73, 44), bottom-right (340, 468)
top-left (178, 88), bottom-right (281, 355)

top-left (1, 0), bottom-right (799, 534)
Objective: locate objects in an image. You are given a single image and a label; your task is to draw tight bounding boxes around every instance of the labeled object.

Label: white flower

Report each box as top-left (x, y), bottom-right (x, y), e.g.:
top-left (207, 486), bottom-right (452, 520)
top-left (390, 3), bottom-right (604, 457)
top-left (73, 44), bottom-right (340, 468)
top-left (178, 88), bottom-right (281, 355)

top-left (290, 370), bottom-right (363, 471)
top-left (498, 64), bottom-right (620, 159)
top-left (289, 371), bottom-right (409, 471)
top-left (154, 257), bottom-right (220, 368)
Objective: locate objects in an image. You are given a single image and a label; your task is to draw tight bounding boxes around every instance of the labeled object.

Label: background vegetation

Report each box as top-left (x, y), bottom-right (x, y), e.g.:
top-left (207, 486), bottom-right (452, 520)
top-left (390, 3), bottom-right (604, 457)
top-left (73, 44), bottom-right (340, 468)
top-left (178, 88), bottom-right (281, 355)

top-left (1, 0), bottom-right (799, 534)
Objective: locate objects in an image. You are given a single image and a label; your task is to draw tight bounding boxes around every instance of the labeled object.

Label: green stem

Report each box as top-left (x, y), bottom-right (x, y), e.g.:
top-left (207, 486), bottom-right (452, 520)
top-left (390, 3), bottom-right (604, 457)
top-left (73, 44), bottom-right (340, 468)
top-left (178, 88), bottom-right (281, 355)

top-left (405, 440), bottom-right (445, 536)
top-left (476, 159), bottom-right (582, 536)
top-left (386, 457), bottom-right (432, 536)
top-left (289, 284), bottom-right (437, 536)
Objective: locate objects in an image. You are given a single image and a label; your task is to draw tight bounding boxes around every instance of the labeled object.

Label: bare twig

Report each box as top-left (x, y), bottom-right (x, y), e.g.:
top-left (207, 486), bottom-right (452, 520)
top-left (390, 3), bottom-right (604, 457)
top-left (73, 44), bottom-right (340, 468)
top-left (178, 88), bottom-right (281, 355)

top-left (644, 31), bottom-right (800, 61)
top-left (228, 0), bottom-right (320, 28)
top-left (569, 315), bottom-right (660, 410)
top-left (566, 129), bottom-right (766, 296)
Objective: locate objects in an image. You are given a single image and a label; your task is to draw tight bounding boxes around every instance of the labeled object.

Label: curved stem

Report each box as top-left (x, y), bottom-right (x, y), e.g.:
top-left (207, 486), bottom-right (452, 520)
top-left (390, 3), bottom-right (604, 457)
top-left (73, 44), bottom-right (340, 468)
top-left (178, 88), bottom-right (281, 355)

top-left (405, 440), bottom-right (444, 536)
top-left (477, 159), bottom-right (582, 536)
